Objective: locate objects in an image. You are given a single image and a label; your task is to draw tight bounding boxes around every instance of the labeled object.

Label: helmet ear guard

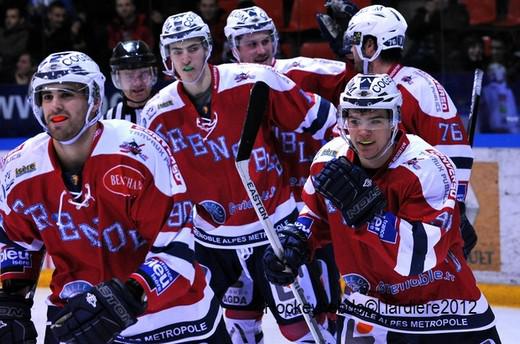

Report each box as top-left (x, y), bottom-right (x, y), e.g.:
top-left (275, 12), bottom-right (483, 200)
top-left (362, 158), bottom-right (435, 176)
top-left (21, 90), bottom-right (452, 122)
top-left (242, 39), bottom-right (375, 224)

top-left (224, 6), bottom-right (278, 62)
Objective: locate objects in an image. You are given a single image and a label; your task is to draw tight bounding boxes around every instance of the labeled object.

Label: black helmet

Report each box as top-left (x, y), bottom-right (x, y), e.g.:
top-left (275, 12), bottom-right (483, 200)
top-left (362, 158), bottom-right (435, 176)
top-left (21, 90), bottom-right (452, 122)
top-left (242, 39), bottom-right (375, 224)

top-left (110, 40), bottom-right (157, 71)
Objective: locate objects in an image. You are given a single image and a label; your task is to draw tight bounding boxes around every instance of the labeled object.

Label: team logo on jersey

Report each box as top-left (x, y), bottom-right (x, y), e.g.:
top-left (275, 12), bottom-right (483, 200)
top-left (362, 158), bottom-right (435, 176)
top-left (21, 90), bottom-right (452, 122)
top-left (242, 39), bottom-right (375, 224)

top-left (234, 72), bottom-right (255, 82)
top-left (404, 157), bottom-right (421, 170)
top-left (342, 273), bottom-right (370, 295)
top-left (59, 280), bottom-right (93, 299)
top-left (103, 165), bottom-right (145, 197)
top-left (15, 163), bottom-right (36, 177)
top-left (200, 200), bottom-right (226, 224)
top-left (119, 140), bottom-right (148, 161)
top-left (401, 75), bottom-right (413, 85)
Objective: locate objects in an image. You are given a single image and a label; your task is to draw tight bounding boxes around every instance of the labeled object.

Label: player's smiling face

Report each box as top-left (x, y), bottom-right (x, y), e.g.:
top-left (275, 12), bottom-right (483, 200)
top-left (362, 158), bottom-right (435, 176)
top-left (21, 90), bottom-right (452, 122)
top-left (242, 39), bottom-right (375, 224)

top-left (236, 31), bottom-right (274, 65)
top-left (344, 108), bottom-right (393, 166)
top-left (40, 82), bottom-right (90, 142)
top-left (169, 37), bottom-right (207, 82)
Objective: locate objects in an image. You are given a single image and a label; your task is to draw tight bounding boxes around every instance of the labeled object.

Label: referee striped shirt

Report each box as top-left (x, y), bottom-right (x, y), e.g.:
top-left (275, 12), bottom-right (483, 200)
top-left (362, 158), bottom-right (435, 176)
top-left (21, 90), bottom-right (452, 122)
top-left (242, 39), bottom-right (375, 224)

top-left (105, 101), bottom-right (143, 124)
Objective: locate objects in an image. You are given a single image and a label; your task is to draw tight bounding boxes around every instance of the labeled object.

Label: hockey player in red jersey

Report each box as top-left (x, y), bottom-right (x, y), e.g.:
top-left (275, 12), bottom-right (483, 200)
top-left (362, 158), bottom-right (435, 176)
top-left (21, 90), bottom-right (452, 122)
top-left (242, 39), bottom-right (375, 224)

top-left (0, 51), bottom-right (229, 343)
top-left (321, 4), bottom-right (478, 258)
top-left (141, 11), bottom-right (338, 344)
top-left (224, 6), bottom-right (352, 338)
top-left (263, 73), bottom-right (501, 343)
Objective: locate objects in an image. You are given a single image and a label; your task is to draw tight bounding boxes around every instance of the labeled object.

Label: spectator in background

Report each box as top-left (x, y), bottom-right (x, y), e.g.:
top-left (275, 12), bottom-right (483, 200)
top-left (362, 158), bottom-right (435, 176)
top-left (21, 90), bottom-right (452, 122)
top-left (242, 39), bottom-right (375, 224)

top-left (1, 51), bottom-right (35, 85)
top-left (458, 35), bottom-right (488, 72)
top-left (0, 5), bottom-right (30, 80)
top-left (448, 34), bottom-right (488, 72)
top-left (28, 1), bottom-right (79, 60)
top-left (480, 62), bottom-right (520, 133)
top-left (197, 0), bottom-right (226, 64)
top-left (107, 0), bottom-right (154, 51)
top-left (404, 0), bottom-right (469, 73)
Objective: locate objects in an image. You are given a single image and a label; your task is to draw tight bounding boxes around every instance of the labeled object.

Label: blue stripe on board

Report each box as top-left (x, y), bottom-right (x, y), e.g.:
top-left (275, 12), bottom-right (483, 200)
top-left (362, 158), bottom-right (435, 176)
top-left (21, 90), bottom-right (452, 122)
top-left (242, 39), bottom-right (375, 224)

top-left (0, 134), bottom-right (519, 151)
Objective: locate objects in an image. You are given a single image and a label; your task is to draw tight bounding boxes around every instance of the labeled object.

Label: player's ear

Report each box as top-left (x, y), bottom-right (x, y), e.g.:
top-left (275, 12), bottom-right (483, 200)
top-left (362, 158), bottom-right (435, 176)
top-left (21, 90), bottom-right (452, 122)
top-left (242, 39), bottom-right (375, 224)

top-left (362, 37), bottom-right (377, 56)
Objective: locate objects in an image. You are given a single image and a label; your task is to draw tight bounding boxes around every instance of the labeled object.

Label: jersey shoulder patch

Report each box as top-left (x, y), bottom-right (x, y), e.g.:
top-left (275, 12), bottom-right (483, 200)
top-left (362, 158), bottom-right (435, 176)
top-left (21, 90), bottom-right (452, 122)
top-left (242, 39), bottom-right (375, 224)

top-left (216, 63), bottom-right (295, 93)
top-left (140, 82), bottom-right (185, 127)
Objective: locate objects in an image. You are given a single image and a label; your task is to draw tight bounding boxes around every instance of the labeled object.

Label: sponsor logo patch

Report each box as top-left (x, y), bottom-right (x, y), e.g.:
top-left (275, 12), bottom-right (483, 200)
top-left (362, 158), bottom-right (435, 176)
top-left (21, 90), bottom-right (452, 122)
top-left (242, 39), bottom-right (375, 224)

top-left (343, 273), bottom-right (370, 295)
top-left (367, 212), bottom-right (398, 244)
top-left (15, 163), bottom-right (36, 177)
top-left (200, 200), bottom-right (226, 224)
top-left (103, 165), bottom-right (145, 196)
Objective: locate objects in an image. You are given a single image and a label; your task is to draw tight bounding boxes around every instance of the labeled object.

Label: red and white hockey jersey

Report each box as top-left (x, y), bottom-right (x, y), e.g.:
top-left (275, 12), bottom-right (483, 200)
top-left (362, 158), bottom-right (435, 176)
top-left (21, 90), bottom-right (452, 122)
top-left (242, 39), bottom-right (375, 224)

top-left (271, 57), bottom-right (355, 205)
top-left (388, 64), bottom-right (474, 201)
top-left (297, 132), bottom-right (494, 334)
top-left (140, 63), bottom-right (336, 249)
top-left (0, 120), bottom-right (221, 342)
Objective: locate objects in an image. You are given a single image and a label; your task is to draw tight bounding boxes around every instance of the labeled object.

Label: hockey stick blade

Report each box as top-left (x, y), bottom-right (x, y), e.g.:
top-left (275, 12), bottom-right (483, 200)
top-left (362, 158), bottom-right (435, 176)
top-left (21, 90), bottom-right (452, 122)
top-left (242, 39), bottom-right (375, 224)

top-left (236, 81), bottom-right (270, 162)
top-left (468, 68), bottom-right (484, 147)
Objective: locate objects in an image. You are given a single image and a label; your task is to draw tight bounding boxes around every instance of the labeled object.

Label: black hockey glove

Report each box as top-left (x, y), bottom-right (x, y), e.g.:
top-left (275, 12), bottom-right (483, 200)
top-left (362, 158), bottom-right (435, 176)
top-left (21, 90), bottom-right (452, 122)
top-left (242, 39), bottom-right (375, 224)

top-left (0, 293), bottom-right (37, 344)
top-left (313, 156), bottom-right (386, 227)
top-left (316, 0), bottom-right (358, 57)
top-left (51, 278), bottom-right (146, 344)
top-left (459, 201), bottom-right (478, 259)
top-left (263, 224), bottom-right (310, 286)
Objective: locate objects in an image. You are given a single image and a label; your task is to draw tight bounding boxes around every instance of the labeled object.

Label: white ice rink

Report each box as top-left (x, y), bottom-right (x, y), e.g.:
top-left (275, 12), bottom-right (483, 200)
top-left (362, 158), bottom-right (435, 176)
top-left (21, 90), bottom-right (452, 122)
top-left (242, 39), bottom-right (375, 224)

top-left (32, 288), bottom-right (519, 343)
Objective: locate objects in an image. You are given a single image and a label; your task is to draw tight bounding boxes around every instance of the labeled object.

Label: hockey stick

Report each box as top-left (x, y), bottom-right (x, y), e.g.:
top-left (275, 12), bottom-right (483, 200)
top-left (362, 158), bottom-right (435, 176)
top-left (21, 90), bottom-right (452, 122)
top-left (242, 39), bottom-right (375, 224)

top-left (235, 81), bottom-right (327, 344)
top-left (467, 68), bottom-right (484, 146)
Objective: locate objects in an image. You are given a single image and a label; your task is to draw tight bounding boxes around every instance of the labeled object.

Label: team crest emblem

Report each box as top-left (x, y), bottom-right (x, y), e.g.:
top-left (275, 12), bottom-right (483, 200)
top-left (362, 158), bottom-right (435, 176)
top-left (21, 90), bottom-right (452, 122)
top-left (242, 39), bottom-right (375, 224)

top-left (234, 72), bottom-right (255, 82)
top-left (401, 75), bottom-right (413, 84)
top-left (404, 158), bottom-right (421, 170)
top-left (120, 140), bottom-right (148, 161)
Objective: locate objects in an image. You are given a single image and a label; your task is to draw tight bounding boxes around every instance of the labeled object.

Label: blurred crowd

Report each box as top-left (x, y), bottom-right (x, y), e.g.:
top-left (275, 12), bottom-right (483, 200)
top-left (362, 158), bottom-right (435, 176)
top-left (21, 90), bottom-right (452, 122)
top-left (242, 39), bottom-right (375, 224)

top-left (0, 0), bottom-right (519, 132)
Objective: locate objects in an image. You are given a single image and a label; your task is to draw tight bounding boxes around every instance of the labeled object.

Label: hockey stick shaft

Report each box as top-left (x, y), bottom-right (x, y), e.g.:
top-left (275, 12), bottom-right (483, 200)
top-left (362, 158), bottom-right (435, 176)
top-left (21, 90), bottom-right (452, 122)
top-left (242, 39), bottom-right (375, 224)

top-left (467, 69), bottom-right (484, 147)
top-left (235, 81), bottom-right (326, 344)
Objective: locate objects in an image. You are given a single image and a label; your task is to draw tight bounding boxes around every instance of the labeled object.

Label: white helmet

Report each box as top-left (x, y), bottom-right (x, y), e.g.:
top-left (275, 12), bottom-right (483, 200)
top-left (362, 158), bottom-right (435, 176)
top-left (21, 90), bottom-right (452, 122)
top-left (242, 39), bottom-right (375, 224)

top-left (224, 6), bottom-right (278, 62)
top-left (160, 11), bottom-right (213, 76)
top-left (29, 51), bottom-right (105, 144)
top-left (338, 73), bottom-right (402, 156)
top-left (346, 5), bottom-right (407, 71)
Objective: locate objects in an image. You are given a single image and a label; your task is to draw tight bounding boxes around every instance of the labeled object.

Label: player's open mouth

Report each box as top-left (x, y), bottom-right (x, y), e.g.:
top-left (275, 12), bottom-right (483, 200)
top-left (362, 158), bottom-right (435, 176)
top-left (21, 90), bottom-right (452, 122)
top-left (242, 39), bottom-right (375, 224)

top-left (50, 115), bottom-right (67, 123)
top-left (183, 66), bottom-right (194, 72)
top-left (358, 140), bottom-right (374, 145)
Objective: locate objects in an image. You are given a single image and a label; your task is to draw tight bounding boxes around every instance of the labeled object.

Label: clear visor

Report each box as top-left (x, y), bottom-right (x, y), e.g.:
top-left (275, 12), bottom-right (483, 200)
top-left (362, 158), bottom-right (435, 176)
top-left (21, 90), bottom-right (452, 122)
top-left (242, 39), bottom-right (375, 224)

top-left (111, 66), bottom-right (157, 91)
top-left (33, 82), bottom-right (88, 106)
top-left (338, 108), bottom-right (393, 131)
